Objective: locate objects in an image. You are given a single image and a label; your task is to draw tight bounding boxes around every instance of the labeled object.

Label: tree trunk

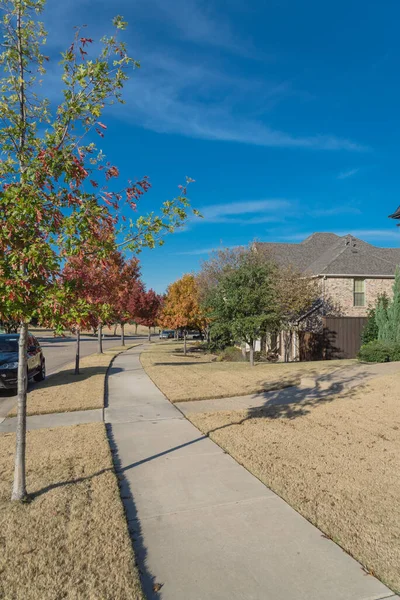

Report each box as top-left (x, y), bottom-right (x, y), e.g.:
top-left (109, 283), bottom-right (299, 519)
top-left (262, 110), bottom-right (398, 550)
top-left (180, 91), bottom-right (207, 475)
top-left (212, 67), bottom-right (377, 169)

top-left (241, 343), bottom-right (247, 359)
top-left (12, 322), bottom-right (28, 501)
top-left (249, 340), bottom-right (255, 367)
top-left (113, 324), bottom-right (118, 336)
top-left (75, 329), bottom-right (80, 375)
top-left (12, 7), bottom-right (29, 502)
top-left (121, 324), bottom-right (125, 346)
top-left (284, 331), bottom-right (291, 363)
top-left (148, 327), bottom-right (151, 342)
top-left (260, 332), bottom-right (267, 353)
top-left (184, 330), bottom-right (187, 356)
top-left (98, 324), bottom-right (103, 354)
top-left (135, 322), bottom-right (138, 334)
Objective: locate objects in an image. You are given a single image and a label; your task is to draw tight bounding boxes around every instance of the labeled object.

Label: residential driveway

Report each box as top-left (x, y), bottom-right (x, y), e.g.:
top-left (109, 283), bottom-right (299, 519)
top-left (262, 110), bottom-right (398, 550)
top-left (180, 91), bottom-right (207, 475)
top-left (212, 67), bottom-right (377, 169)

top-left (0, 334), bottom-right (144, 419)
top-left (105, 347), bottom-right (397, 600)
top-left (176, 360), bottom-right (400, 415)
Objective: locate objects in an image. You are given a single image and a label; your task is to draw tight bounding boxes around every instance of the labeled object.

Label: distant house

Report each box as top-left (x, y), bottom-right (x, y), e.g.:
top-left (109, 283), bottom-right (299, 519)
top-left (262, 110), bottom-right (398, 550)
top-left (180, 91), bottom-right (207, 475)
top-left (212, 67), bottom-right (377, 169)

top-left (255, 232), bottom-right (400, 360)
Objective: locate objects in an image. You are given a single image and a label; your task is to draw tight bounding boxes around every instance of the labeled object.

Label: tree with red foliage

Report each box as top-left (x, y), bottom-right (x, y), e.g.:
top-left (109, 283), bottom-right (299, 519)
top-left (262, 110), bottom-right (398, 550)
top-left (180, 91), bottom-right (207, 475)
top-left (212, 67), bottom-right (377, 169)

top-left (60, 251), bottom-right (126, 365)
top-left (112, 258), bottom-right (144, 346)
top-left (138, 289), bottom-right (163, 342)
top-left (41, 279), bottom-right (96, 375)
top-left (0, 2), bottom-right (198, 502)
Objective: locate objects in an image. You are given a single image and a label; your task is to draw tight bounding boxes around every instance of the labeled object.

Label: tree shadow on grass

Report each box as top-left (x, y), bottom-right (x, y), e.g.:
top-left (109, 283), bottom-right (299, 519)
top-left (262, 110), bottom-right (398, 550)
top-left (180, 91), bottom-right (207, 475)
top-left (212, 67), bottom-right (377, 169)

top-left (30, 468), bottom-right (113, 500)
top-left (30, 366), bottom-right (126, 391)
top-left (1, 368), bottom-right (117, 399)
top-left (211, 367), bottom-right (373, 421)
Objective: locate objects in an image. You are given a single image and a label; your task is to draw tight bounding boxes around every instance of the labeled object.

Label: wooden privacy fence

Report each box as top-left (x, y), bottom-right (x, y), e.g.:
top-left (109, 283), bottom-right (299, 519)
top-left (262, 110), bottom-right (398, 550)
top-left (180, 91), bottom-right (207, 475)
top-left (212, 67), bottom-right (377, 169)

top-left (299, 316), bottom-right (368, 361)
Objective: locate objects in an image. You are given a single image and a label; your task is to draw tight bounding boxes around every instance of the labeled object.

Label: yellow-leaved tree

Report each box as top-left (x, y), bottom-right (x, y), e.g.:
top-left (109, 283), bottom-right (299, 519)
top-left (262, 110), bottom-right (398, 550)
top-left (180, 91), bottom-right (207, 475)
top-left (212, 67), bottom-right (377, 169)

top-left (159, 274), bottom-right (208, 354)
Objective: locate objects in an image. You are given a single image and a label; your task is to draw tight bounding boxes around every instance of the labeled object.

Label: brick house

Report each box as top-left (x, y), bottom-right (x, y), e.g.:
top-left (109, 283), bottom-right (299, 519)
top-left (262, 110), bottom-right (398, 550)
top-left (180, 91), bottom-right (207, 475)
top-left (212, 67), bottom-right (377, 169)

top-left (255, 232), bottom-right (400, 360)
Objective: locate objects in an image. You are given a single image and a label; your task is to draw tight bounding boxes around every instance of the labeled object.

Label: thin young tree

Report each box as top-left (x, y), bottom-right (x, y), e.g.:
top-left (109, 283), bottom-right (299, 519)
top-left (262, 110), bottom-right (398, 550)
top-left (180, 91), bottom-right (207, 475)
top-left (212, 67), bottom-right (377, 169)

top-left (61, 251), bottom-right (118, 360)
top-left (0, 1), bottom-right (198, 501)
top-left (112, 257), bottom-right (143, 346)
top-left (138, 289), bottom-right (162, 342)
top-left (160, 274), bottom-right (207, 355)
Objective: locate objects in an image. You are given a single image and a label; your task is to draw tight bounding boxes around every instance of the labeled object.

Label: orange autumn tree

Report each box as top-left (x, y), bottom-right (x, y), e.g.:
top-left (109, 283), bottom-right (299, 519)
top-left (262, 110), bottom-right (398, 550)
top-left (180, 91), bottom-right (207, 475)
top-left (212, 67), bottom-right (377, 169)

top-left (160, 274), bottom-right (208, 354)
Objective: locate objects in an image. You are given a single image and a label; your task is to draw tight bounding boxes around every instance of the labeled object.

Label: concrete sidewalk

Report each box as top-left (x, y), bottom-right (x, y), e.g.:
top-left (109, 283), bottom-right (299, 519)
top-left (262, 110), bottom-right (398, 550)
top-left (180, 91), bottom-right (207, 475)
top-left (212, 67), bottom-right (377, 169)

top-left (105, 346), bottom-right (397, 600)
top-left (176, 360), bottom-right (400, 416)
top-left (0, 408), bottom-right (102, 432)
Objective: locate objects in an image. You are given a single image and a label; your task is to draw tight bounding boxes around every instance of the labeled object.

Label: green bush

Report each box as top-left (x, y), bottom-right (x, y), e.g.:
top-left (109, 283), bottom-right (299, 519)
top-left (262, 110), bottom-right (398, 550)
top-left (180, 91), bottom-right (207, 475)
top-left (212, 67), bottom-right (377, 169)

top-left (389, 344), bottom-right (400, 362)
top-left (207, 327), bottom-right (233, 352)
top-left (357, 340), bottom-right (400, 362)
top-left (216, 346), bottom-right (246, 362)
top-left (361, 307), bottom-right (378, 345)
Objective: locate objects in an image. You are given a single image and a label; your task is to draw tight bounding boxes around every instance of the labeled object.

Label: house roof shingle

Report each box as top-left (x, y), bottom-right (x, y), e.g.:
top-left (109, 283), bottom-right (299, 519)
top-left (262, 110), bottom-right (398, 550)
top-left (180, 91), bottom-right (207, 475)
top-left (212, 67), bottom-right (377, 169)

top-left (256, 233), bottom-right (400, 276)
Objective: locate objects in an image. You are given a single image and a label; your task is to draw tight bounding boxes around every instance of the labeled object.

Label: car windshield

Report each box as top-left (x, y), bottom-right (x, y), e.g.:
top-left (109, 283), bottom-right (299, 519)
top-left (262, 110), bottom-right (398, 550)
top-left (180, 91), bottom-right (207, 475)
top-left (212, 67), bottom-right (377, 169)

top-left (0, 339), bottom-right (18, 353)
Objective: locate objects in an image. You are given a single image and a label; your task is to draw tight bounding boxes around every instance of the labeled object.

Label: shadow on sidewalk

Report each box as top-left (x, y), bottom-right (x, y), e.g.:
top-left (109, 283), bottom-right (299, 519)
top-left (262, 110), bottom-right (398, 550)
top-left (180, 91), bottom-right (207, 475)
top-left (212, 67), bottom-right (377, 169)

top-left (107, 422), bottom-right (164, 599)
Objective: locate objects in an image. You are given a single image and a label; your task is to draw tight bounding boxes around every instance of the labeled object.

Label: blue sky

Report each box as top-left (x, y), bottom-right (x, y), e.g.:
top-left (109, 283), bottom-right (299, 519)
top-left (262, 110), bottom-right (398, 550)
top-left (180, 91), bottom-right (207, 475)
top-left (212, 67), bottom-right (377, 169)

top-left (45, 0), bottom-right (400, 292)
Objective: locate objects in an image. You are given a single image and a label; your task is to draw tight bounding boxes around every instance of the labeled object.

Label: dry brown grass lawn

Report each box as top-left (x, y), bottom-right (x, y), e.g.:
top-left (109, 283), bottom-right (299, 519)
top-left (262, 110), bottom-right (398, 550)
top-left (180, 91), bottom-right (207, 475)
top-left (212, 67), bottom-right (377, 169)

top-left (140, 341), bottom-right (356, 402)
top-left (188, 372), bottom-right (400, 594)
top-left (8, 344), bottom-right (139, 417)
top-left (0, 423), bottom-right (143, 600)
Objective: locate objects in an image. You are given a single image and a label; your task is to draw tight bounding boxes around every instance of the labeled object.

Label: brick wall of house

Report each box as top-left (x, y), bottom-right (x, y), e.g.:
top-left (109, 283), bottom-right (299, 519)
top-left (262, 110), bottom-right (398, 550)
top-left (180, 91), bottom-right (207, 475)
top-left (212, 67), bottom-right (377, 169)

top-left (323, 277), bottom-right (394, 317)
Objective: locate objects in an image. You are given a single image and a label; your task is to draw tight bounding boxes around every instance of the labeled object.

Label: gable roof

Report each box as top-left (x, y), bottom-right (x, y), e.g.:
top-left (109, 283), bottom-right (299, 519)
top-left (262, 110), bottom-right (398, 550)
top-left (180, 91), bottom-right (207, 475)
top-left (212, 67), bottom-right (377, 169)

top-left (255, 233), bottom-right (400, 276)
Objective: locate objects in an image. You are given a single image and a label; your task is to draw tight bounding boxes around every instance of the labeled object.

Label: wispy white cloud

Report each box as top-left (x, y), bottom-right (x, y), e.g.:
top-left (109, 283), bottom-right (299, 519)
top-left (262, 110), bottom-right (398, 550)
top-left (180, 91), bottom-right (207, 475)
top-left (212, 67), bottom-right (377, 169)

top-left (175, 243), bottom-right (242, 255)
top-left (44, 0), bottom-right (254, 57)
top-left (309, 205), bottom-right (361, 217)
top-left (337, 168), bottom-right (360, 179)
top-left (134, 0), bottom-right (251, 55)
top-left (123, 70), bottom-right (367, 150)
top-left (200, 199), bottom-right (291, 224)
top-left (175, 247), bottom-right (223, 256)
top-left (120, 54), bottom-right (368, 151)
top-left (42, 1), bottom-right (368, 152)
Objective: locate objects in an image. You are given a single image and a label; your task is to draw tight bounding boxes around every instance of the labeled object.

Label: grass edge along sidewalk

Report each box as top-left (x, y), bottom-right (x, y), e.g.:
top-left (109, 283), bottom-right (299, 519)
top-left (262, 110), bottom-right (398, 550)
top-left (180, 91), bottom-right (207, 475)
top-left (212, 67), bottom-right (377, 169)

top-left (8, 343), bottom-right (140, 417)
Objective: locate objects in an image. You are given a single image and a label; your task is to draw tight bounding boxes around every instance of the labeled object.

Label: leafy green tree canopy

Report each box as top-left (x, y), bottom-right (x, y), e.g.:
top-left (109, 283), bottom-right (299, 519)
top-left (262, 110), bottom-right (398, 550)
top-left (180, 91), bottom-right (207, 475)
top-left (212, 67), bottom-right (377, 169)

top-left (207, 255), bottom-right (279, 365)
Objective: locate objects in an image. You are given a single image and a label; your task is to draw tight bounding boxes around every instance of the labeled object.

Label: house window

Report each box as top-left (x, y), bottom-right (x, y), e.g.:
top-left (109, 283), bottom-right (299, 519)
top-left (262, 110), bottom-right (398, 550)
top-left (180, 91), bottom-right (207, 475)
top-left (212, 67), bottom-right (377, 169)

top-left (353, 278), bottom-right (365, 306)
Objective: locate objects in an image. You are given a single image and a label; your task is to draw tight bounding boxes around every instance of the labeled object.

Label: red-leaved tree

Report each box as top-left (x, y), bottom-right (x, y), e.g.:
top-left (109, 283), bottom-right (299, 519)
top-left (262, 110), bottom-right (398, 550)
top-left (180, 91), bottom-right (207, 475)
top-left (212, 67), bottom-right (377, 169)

top-left (112, 258), bottom-right (144, 346)
top-left (138, 289), bottom-right (163, 342)
top-left (0, 1), bottom-right (199, 502)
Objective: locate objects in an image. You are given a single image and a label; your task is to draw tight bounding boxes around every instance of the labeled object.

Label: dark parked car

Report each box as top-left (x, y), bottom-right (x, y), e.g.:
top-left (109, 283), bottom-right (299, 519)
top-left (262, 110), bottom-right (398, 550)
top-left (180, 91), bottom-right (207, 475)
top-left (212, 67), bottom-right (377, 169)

top-left (0, 333), bottom-right (46, 391)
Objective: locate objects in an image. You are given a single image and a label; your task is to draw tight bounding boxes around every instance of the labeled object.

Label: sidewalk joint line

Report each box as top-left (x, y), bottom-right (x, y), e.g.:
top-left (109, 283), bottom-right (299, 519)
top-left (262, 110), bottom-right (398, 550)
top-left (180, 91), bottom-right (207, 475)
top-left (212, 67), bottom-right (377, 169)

top-left (126, 494), bottom-right (276, 522)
